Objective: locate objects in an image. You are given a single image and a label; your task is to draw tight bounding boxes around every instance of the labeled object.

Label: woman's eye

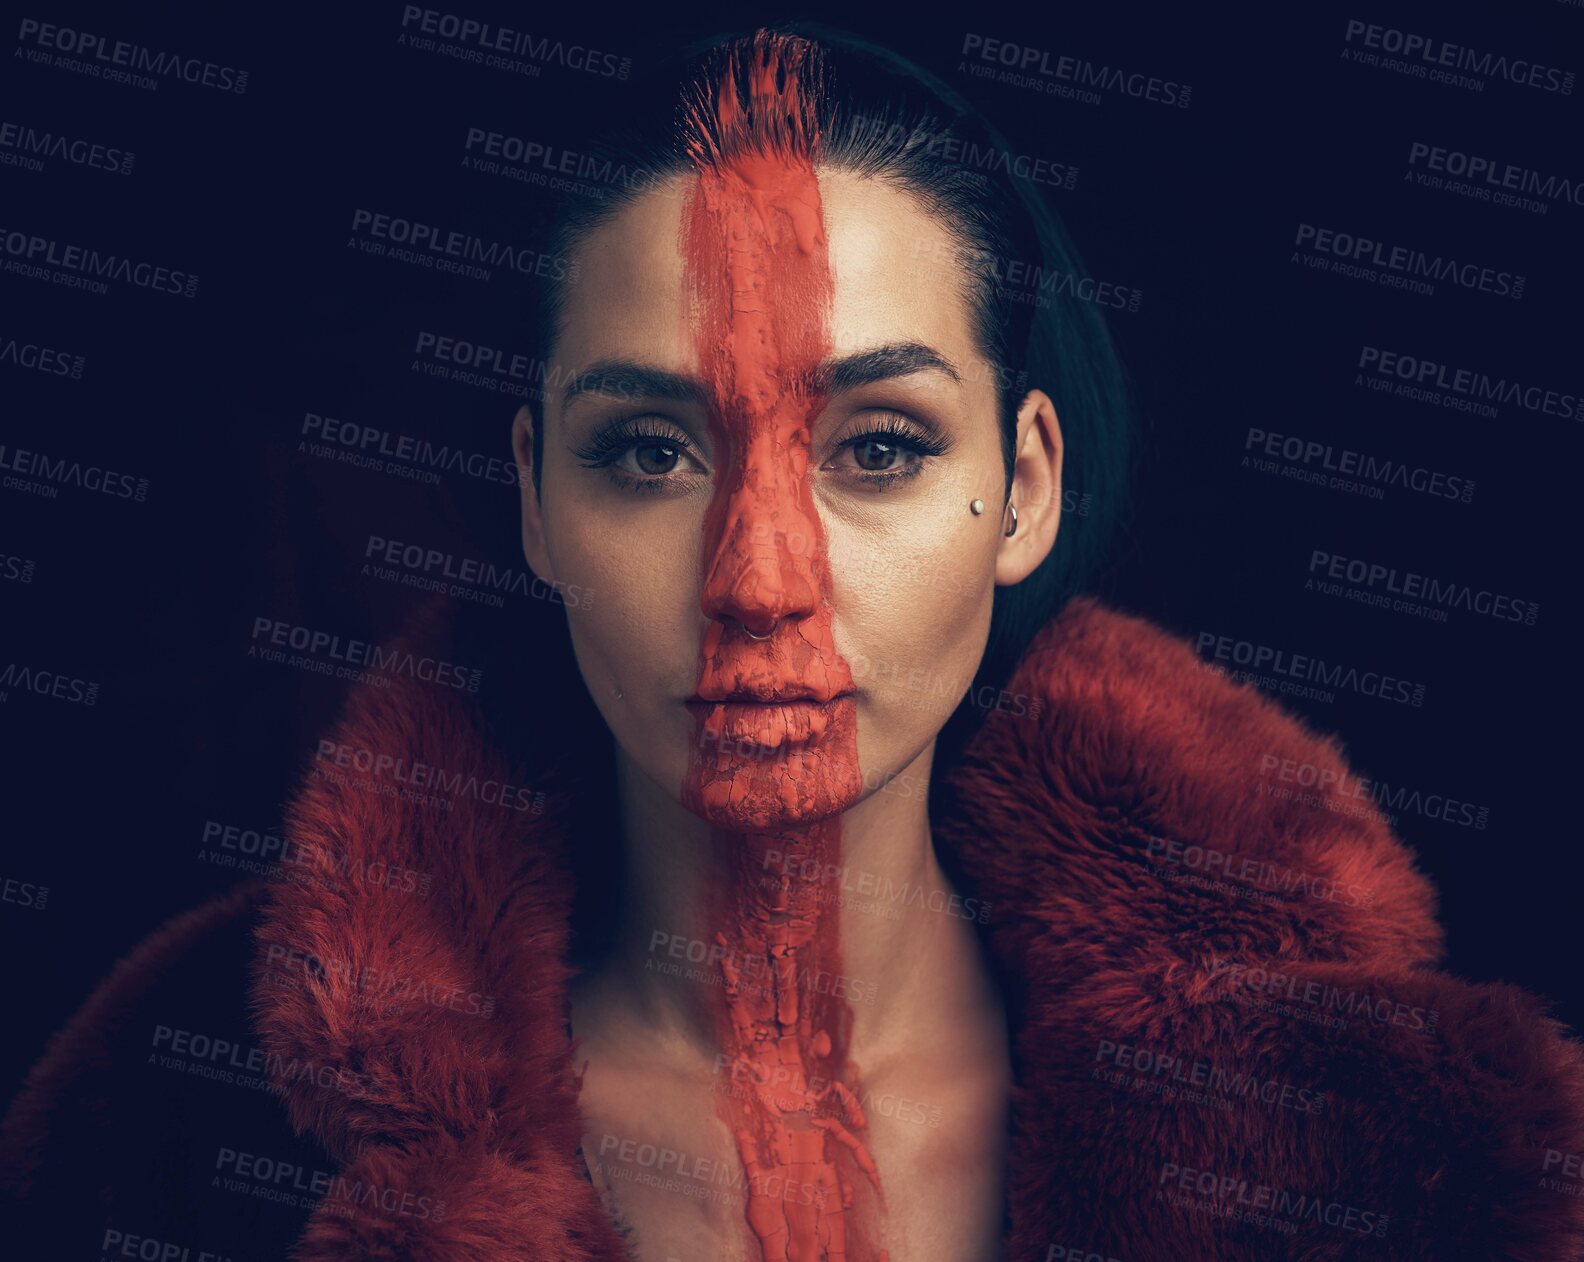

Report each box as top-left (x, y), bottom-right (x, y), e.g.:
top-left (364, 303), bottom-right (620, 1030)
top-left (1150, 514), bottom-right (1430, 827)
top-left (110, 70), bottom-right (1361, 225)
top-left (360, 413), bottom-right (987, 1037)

top-left (848, 438), bottom-right (911, 473)
top-left (824, 428), bottom-right (940, 486)
top-left (623, 440), bottom-right (685, 476)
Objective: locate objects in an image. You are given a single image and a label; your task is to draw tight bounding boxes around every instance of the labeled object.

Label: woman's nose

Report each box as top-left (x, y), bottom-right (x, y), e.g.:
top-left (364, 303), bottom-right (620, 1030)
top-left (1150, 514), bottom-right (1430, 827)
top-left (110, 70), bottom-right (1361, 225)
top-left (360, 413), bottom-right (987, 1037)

top-left (699, 441), bottom-right (823, 638)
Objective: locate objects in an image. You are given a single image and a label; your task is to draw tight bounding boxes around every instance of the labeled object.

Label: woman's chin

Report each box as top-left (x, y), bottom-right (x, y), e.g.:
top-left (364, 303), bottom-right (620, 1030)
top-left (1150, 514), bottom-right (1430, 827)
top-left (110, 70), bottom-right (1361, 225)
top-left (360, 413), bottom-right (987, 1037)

top-left (681, 748), bottom-right (865, 834)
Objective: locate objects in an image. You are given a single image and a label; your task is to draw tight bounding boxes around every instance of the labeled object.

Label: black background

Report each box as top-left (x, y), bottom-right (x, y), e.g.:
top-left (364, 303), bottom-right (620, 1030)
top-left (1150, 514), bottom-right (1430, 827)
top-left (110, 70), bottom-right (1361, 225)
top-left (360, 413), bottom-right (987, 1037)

top-left (3, 0), bottom-right (1580, 1105)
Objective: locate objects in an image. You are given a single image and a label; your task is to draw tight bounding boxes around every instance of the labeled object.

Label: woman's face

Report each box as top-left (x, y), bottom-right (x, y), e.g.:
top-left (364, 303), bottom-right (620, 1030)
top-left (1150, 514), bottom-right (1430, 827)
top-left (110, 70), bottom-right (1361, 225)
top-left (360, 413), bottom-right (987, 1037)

top-left (514, 168), bottom-right (1061, 828)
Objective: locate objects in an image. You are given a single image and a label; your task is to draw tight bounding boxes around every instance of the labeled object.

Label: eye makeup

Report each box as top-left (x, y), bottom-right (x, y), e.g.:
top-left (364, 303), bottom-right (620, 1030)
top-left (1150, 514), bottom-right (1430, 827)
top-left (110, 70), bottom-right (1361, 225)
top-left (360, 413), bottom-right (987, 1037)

top-left (823, 410), bottom-right (952, 489)
top-left (570, 413), bottom-right (707, 491)
top-left (572, 408), bottom-right (953, 493)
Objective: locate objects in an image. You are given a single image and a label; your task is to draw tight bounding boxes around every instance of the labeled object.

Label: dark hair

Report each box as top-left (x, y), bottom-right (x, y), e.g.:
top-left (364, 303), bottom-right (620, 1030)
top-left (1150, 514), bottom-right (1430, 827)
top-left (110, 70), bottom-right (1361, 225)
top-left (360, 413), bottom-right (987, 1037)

top-left (521, 23), bottom-right (1134, 772)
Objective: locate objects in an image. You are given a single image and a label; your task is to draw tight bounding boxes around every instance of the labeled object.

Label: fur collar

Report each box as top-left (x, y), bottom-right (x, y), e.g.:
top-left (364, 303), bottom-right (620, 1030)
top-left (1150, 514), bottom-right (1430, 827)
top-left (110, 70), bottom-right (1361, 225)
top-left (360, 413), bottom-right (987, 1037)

top-left (248, 595), bottom-right (1584, 1261)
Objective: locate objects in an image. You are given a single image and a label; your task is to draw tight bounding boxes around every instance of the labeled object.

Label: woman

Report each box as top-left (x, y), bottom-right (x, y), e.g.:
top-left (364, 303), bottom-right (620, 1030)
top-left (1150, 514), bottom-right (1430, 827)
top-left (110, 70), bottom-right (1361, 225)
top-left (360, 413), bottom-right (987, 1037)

top-left (6, 25), bottom-right (1584, 1262)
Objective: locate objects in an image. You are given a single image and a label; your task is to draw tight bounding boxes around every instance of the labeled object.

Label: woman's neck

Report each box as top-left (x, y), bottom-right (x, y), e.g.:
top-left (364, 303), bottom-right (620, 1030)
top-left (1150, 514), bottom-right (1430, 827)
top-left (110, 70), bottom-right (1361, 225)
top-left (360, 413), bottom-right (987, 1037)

top-left (582, 739), bottom-right (1000, 1079)
top-left (570, 735), bottom-right (1011, 1262)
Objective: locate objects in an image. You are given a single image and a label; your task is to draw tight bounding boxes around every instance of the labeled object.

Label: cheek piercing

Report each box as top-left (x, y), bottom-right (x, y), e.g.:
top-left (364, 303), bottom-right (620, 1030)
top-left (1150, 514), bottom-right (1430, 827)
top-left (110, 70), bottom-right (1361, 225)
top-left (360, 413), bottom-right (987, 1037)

top-left (611, 683), bottom-right (624, 701)
top-left (972, 497), bottom-right (1019, 536)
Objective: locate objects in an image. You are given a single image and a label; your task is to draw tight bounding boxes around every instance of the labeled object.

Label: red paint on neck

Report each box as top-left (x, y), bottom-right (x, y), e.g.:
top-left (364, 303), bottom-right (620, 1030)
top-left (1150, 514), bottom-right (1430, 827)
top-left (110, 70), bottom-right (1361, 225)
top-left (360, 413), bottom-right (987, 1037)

top-left (678, 32), bottom-right (888, 1262)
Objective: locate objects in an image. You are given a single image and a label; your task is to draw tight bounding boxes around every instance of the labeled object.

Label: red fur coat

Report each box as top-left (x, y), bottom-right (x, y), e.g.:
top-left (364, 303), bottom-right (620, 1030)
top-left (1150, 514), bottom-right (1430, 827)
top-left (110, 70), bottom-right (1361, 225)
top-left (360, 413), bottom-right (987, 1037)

top-left (6, 597), bottom-right (1584, 1260)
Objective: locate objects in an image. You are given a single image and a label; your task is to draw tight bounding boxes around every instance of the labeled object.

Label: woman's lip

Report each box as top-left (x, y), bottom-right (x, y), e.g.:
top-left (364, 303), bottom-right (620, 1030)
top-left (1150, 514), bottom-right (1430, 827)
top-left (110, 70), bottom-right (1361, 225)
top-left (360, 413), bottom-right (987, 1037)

top-left (685, 692), bottom-right (853, 705)
top-left (684, 695), bottom-right (853, 750)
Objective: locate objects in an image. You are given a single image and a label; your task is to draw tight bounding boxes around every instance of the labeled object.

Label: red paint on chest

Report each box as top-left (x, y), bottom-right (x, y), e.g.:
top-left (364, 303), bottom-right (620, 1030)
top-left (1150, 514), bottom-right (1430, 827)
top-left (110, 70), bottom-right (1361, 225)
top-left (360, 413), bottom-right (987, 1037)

top-left (676, 33), bottom-right (887, 1262)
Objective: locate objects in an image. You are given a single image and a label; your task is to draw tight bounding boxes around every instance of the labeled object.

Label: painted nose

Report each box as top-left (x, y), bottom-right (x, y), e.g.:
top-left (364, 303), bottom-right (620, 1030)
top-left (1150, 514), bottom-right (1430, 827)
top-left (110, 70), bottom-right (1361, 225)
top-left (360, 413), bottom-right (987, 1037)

top-left (700, 437), bottom-right (821, 639)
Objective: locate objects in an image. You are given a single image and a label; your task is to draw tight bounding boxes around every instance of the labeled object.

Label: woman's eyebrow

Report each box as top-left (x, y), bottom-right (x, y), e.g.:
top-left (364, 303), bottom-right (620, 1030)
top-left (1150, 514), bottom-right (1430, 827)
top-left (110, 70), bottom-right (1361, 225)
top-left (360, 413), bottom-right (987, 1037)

top-left (560, 341), bottom-right (961, 416)
top-left (810, 341), bottom-right (962, 395)
top-left (561, 360), bottom-right (709, 414)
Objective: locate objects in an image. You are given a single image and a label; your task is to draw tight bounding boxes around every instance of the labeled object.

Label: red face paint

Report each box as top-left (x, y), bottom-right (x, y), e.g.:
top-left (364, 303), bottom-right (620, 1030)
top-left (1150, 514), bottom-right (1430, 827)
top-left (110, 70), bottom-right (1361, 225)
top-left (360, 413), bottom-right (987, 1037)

top-left (677, 32), bottom-right (888, 1262)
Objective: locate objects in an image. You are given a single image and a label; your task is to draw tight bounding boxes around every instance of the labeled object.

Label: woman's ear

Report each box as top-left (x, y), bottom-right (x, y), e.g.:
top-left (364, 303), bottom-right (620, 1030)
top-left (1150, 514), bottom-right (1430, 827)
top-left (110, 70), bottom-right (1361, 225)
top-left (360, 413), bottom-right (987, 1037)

top-left (511, 404), bottom-right (558, 584)
top-left (995, 388), bottom-right (1063, 586)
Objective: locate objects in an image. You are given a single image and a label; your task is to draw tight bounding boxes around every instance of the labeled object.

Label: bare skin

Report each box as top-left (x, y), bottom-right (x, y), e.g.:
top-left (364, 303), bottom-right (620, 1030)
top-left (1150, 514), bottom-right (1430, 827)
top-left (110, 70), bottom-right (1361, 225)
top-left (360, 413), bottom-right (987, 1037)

top-left (512, 167), bottom-right (1064, 1261)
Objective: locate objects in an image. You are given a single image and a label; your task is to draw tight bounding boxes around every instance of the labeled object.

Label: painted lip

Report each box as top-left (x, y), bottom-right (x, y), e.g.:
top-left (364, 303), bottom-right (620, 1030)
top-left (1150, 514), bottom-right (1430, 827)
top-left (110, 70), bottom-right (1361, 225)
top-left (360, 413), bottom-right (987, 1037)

top-left (684, 694), bottom-right (853, 751)
top-left (689, 682), bottom-right (850, 704)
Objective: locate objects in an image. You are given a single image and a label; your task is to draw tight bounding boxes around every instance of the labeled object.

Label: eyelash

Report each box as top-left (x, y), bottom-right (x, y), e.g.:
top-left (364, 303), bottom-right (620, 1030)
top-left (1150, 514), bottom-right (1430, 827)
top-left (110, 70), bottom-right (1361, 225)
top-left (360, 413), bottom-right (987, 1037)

top-left (572, 415), bottom-right (696, 494)
top-left (833, 412), bottom-right (950, 489)
top-left (573, 412), bottom-right (949, 492)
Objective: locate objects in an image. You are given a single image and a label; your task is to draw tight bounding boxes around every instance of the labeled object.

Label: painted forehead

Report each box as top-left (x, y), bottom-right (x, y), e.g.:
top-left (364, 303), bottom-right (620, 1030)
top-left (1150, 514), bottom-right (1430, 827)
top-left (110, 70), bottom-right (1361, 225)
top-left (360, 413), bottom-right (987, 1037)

top-left (555, 38), bottom-right (979, 409)
top-left (557, 173), bottom-right (976, 401)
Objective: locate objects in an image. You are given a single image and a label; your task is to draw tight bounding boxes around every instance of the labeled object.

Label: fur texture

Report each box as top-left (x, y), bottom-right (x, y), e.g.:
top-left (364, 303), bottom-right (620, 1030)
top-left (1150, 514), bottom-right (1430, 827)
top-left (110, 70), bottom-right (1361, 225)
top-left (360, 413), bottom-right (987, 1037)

top-left (9, 596), bottom-right (1584, 1260)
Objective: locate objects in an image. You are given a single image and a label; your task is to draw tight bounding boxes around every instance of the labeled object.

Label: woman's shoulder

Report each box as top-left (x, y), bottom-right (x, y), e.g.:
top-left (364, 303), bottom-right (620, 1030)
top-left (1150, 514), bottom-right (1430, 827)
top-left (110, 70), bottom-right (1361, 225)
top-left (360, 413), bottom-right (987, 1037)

top-left (941, 595), bottom-right (1584, 1259)
top-left (947, 593), bottom-right (1444, 968)
top-left (1, 880), bottom-right (328, 1261)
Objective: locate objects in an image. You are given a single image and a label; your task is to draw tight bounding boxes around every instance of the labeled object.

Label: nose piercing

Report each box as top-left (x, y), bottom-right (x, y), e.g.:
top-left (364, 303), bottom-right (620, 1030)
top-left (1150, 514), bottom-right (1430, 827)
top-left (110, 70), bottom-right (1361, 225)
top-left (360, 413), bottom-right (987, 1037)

top-left (1003, 502), bottom-right (1019, 537)
top-left (970, 498), bottom-right (985, 515)
top-left (732, 615), bottom-right (778, 642)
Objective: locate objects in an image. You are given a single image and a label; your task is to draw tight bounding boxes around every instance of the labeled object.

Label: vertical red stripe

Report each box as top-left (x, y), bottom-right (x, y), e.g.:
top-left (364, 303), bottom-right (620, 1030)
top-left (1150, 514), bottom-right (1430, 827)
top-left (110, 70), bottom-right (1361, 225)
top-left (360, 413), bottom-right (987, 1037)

top-left (678, 34), bottom-right (888, 1262)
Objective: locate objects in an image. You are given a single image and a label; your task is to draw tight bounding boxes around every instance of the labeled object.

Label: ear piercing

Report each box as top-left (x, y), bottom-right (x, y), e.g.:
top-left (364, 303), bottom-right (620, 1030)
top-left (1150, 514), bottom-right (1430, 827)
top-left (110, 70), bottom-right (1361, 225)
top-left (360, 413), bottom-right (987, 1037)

top-left (969, 497), bottom-right (1018, 537)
